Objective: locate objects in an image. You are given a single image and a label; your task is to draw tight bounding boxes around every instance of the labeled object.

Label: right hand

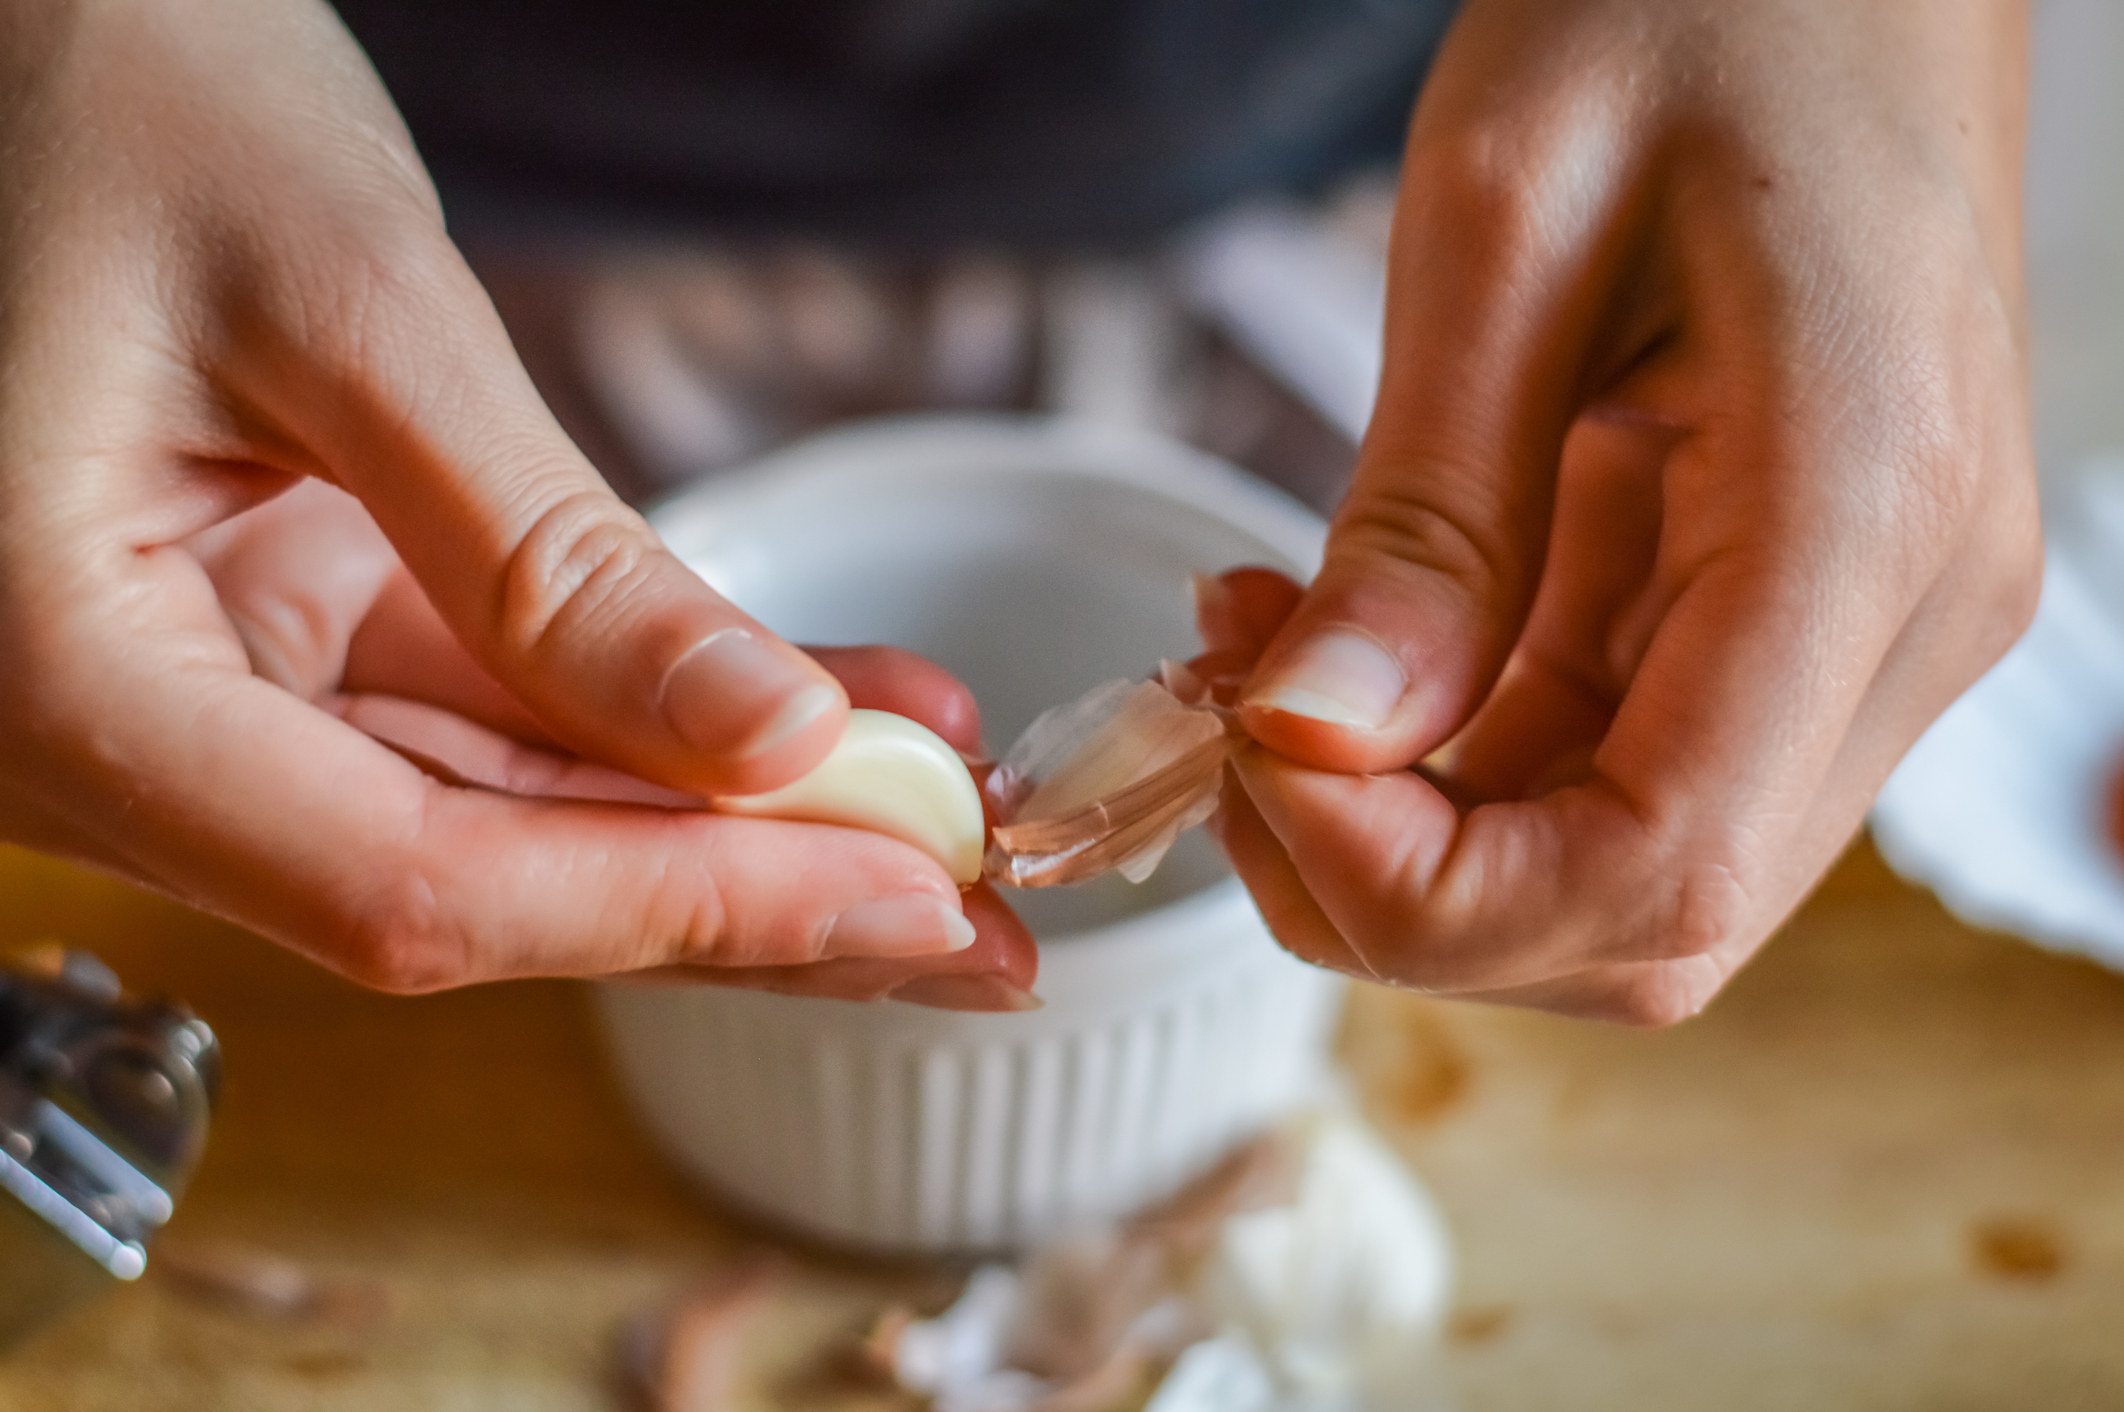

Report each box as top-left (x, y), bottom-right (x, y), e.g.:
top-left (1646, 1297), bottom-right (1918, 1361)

top-left (0, 0), bottom-right (1026, 1001)
top-left (1204, 0), bottom-right (2034, 1024)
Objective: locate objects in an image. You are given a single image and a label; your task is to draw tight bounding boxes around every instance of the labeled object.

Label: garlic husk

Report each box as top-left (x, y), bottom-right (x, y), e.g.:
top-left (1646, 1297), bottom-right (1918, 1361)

top-left (858, 1114), bottom-right (1453, 1412)
top-left (985, 679), bottom-right (1232, 888)
top-left (1200, 1111), bottom-right (1454, 1407)
top-left (714, 709), bottom-right (986, 884)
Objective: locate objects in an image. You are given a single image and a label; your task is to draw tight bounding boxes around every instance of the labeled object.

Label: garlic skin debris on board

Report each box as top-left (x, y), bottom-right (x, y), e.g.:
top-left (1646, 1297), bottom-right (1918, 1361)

top-left (1200, 1112), bottom-right (1454, 1407)
top-left (714, 709), bottom-right (986, 885)
top-left (857, 1109), bottom-right (1455, 1412)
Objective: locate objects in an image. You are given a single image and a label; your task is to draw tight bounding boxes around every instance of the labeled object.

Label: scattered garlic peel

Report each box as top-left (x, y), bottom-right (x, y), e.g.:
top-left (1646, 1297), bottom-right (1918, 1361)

top-left (1026, 1339), bottom-right (1155, 1412)
top-left (1007, 1231), bottom-right (1172, 1382)
top-left (1202, 1114), bottom-right (1453, 1402)
top-left (1129, 1131), bottom-right (1302, 1264)
top-left (623, 1253), bottom-right (784, 1412)
top-left (844, 1116), bottom-right (1451, 1412)
top-left (891, 1264), bottom-right (1023, 1395)
top-left (153, 1240), bottom-right (388, 1330)
top-left (1140, 1333), bottom-right (1277, 1412)
top-left (997, 1136), bottom-right (1298, 1390)
top-left (850, 1303), bottom-right (916, 1385)
top-left (714, 709), bottom-right (986, 885)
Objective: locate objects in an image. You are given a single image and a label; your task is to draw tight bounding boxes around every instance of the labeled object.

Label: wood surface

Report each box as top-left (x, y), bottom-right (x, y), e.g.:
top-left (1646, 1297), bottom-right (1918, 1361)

top-left (0, 836), bottom-right (2119, 1410)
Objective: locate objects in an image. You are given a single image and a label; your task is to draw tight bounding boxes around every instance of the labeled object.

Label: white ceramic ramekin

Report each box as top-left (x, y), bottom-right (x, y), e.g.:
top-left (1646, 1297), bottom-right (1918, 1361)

top-left (594, 415), bottom-right (1346, 1254)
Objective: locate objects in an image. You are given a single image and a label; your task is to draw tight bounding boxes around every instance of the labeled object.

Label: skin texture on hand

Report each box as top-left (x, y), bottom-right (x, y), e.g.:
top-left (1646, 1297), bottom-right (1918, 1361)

top-left (0, 0), bottom-right (1034, 1005)
top-left (1224, 0), bottom-right (2040, 1024)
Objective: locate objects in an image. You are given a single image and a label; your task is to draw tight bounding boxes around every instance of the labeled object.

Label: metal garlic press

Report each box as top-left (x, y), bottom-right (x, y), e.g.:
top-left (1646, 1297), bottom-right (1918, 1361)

top-left (0, 946), bottom-right (218, 1349)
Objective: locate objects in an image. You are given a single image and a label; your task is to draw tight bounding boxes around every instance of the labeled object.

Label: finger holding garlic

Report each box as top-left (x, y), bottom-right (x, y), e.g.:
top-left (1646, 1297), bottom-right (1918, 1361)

top-left (697, 882), bottom-right (1041, 1012)
top-left (713, 709), bottom-right (988, 886)
top-left (338, 639), bottom-right (1039, 1006)
top-left (345, 598), bottom-right (1250, 997)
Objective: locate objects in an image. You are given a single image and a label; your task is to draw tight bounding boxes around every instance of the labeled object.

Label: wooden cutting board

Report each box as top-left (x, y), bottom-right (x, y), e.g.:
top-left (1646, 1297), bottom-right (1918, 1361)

top-left (0, 836), bottom-right (2120, 1411)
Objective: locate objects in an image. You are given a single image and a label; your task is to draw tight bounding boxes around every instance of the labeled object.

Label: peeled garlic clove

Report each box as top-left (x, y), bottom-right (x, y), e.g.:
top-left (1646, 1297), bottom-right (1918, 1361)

top-left (713, 709), bottom-right (986, 885)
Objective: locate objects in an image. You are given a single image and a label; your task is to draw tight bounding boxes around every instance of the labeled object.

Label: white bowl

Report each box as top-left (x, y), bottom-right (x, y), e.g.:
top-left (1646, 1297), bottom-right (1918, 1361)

top-left (593, 415), bottom-right (1347, 1254)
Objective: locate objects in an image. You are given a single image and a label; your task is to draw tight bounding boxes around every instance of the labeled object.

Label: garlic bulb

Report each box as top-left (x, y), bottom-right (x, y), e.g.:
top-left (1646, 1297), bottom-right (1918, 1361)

top-left (714, 710), bottom-right (986, 885)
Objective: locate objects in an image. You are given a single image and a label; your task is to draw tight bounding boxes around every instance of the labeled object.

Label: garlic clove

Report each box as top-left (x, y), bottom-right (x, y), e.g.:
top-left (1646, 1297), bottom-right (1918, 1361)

top-left (713, 709), bottom-right (986, 885)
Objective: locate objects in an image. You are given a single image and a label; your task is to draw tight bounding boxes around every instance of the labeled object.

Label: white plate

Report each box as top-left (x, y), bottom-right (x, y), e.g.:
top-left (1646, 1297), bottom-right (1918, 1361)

top-left (1872, 463), bottom-right (2124, 968)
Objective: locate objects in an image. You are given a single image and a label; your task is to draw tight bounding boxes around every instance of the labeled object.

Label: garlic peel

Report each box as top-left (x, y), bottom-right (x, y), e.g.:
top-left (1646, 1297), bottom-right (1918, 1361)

top-left (713, 709), bottom-right (986, 884)
top-left (984, 679), bottom-right (1232, 888)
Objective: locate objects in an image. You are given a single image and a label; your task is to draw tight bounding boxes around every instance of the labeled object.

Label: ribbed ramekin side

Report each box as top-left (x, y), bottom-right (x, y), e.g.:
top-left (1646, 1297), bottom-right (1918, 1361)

top-left (593, 954), bottom-right (1345, 1253)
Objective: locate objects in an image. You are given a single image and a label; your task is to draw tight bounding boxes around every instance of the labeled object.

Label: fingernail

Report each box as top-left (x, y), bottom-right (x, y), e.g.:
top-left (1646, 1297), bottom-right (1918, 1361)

top-left (739, 682), bottom-right (842, 757)
top-left (662, 628), bottom-right (840, 760)
top-left (825, 897), bottom-right (977, 959)
top-left (1243, 627), bottom-right (1407, 730)
top-left (888, 974), bottom-right (1044, 1012)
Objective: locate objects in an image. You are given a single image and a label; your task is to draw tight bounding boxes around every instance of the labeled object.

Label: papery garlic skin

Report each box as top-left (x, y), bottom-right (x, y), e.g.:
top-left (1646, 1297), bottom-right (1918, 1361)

top-left (714, 710), bottom-right (986, 885)
top-left (985, 679), bottom-right (1230, 888)
top-left (1201, 1110), bottom-right (1452, 1403)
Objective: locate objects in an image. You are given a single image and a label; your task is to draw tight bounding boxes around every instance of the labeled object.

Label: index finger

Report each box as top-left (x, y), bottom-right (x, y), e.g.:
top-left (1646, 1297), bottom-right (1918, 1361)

top-left (222, 221), bottom-right (847, 799)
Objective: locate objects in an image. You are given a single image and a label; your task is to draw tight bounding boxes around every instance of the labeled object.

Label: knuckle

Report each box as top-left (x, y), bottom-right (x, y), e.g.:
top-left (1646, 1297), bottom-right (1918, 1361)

top-left (288, 218), bottom-right (465, 381)
top-left (338, 211), bottom-right (458, 303)
top-left (1658, 858), bottom-right (1751, 962)
top-left (329, 125), bottom-right (449, 228)
top-left (1973, 522), bottom-right (2044, 665)
top-left (334, 861), bottom-right (470, 994)
top-left (1332, 481), bottom-right (1520, 606)
top-left (1404, 125), bottom-right (1547, 256)
top-left (1905, 458), bottom-right (2042, 686)
top-left (495, 493), bottom-right (663, 663)
top-left (1602, 968), bottom-right (1711, 1029)
top-left (1601, 775), bottom-right (1758, 965)
top-left (640, 852), bottom-right (739, 965)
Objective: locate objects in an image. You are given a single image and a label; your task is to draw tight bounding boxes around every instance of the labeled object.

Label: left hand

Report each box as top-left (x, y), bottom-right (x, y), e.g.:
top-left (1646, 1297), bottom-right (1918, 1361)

top-left (199, 479), bottom-right (1038, 1010)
